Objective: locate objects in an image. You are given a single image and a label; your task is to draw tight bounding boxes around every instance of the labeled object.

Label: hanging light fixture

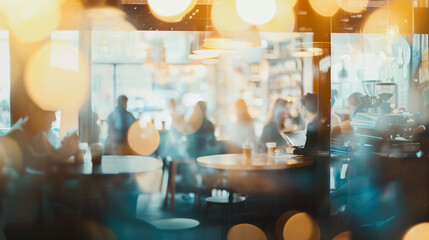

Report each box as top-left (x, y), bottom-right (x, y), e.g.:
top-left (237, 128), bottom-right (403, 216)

top-left (147, 0), bottom-right (197, 23)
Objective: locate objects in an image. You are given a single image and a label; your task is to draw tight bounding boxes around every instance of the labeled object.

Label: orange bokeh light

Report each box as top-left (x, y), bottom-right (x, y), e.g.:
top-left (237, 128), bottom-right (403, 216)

top-left (309, 0), bottom-right (339, 17)
top-left (363, 0), bottom-right (412, 34)
top-left (211, 0), bottom-right (252, 38)
top-left (128, 121), bottom-right (160, 155)
top-left (257, 0), bottom-right (295, 34)
top-left (403, 222), bottom-right (429, 240)
top-left (24, 40), bottom-right (90, 111)
top-left (336, 0), bottom-right (368, 13)
top-left (5, 0), bottom-right (61, 43)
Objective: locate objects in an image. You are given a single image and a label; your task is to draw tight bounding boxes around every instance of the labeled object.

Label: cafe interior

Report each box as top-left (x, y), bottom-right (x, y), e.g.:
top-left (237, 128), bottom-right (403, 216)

top-left (1, 0), bottom-right (429, 239)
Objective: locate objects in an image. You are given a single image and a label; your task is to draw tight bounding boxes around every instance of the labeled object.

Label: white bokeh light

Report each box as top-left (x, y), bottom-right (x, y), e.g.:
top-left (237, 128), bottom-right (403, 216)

top-left (236, 0), bottom-right (276, 25)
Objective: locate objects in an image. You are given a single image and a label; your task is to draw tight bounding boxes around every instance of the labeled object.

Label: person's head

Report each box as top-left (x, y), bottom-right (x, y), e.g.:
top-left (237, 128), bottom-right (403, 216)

top-left (195, 101), bottom-right (207, 116)
top-left (299, 93), bottom-right (318, 120)
top-left (266, 98), bottom-right (289, 129)
top-left (168, 98), bottom-right (177, 111)
top-left (26, 102), bottom-right (56, 133)
top-left (117, 95), bottom-right (128, 109)
top-left (347, 92), bottom-right (363, 111)
top-left (235, 99), bottom-right (252, 122)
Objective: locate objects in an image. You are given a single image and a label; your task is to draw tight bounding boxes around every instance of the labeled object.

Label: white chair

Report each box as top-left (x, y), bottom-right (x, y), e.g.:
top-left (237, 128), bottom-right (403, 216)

top-left (227, 223), bottom-right (266, 240)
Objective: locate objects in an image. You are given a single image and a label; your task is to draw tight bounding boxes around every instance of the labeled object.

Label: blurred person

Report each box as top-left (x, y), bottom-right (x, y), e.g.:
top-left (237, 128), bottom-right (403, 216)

top-left (3, 101), bottom-right (79, 222)
top-left (259, 98), bottom-right (290, 151)
top-left (294, 93), bottom-right (318, 156)
top-left (331, 89), bottom-right (341, 128)
top-left (6, 103), bottom-right (79, 171)
top-left (105, 95), bottom-right (136, 155)
top-left (339, 92), bottom-right (363, 133)
top-left (230, 99), bottom-right (256, 146)
top-left (186, 101), bottom-right (217, 158)
top-left (414, 104), bottom-right (429, 156)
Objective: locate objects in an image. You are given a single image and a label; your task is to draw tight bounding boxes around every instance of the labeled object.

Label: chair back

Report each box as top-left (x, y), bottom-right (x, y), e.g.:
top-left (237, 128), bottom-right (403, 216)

top-left (227, 223), bottom-right (266, 240)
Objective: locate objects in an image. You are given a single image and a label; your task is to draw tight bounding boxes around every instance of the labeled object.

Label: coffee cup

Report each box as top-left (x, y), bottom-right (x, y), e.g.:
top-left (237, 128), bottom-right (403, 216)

top-left (266, 142), bottom-right (277, 156)
top-left (242, 143), bottom-right (253, 163)
top-left (75, 142), bottom-right (88, 164)
top-left (91, 143), bottom-right (103, 165)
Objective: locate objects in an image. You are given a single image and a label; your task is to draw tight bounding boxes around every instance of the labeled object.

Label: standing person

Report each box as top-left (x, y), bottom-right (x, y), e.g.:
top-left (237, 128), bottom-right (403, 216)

top-left (105, 95), bottom-right (136, 155)
top-left (259, 98), bottom-right (290, 151)
top-left (229, 99), bottom-right (256, 147)
top-left (293, 93), bottom-right (318, 156)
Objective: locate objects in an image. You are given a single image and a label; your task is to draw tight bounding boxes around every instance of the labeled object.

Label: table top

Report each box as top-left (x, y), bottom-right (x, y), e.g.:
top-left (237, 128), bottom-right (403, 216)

top-left (26, 155), bottom-right (163, 176)
top-left (197, 153), bottom-right (313, 171)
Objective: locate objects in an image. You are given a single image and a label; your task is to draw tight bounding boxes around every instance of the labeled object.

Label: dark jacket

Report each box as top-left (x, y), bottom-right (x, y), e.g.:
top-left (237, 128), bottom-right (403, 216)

top-left (259, 122), bottom-right (287, 151)
top-left (294, 118), bottom-right (318, 156)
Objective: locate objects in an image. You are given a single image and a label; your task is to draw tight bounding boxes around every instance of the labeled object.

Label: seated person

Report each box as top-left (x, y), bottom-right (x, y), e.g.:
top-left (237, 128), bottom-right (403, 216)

top-left (186, 101), bottom-right (217, 158)
top-left (259, 98), bottom-right (290, 151)
top-left (7, 103), bottom-right (79, 171)
top-left (229, 99), bottom-right (256, 148)
top-left (294, 93), bottom-right (318, 156)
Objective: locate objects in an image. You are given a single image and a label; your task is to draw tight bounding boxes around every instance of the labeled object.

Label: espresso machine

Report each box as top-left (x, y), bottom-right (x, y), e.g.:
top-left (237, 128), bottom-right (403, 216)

top-left (350, 80), bottom-right (420, 156)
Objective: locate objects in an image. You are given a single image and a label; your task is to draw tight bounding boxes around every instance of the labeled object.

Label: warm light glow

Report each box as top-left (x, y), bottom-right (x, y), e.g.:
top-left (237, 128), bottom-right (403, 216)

top-left (236, 0), bottom-right (276, 25)
top-left (0, 137), bottom-right (23, 172)
top-left (5, 0), bottom-right (61, 43)
top-left (333, 231), bottom-right (352, 240)
top-left (193, 49), bottom-right (234, 55)
top-left (283, 212), bottom-right (320, 240)
top-left (84, 7), bottom-right (136, 31)
top-left (287, 0), bottom-right (298, 7)
top-left (291, 47), bottom-right (324, 57)
top-left (211, 0), bottom-right (252, 37)
top-left (189, 52), bottom-right (219, 60)
top-left (128, 121), bottom-right (160, 156)
top-left (204, 38), bottom-right (252, 50)
top-left (24, 40), bottom-right (90, 111)
top-left (173, 106), bottom-right (203, 135)
top-left (309, 0), bottom-right (339, 17)
top-left (148, 0), bottom-right (197, 22)
top-left (154, 63), bottom-right (171, 85)
top-left (363, 0), bottom-right (412, 35)
top-left (256, 0), bottom-right (295, 34)
top-left (336, 0), bottom-right (368, 13)
top-left (403, 223), bottom-right (429, 240)
top-left (227, 224), bottom-right (267, 240)
top-left (135, 170), bottom-right (161, 193)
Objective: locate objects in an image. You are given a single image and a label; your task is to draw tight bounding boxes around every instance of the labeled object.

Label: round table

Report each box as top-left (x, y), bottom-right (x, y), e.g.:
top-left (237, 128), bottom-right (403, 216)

top-left (26, 155), bottom-right (163, 176)
top-left (197, 153), bottom-right (313, 171)
top-left (25, 155), bottom-right (163, 219)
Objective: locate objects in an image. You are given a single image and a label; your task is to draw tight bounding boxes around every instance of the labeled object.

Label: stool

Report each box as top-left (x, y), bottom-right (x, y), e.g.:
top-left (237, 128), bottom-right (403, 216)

top-left (151, 218), bottom-right (200, 239)
top-left (204, 194), bottom-right (246, 217)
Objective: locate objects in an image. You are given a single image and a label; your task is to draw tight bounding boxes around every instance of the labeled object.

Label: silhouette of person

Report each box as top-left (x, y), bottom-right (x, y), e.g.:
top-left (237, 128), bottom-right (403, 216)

top-left (294, 93), bottom-right (318, 156)
top-left (105, 95), bottom-right (136, 155)
top-left (259, 98), bottom-right (290, 151)
top-left (7, 102), bottom-right (79, 171)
